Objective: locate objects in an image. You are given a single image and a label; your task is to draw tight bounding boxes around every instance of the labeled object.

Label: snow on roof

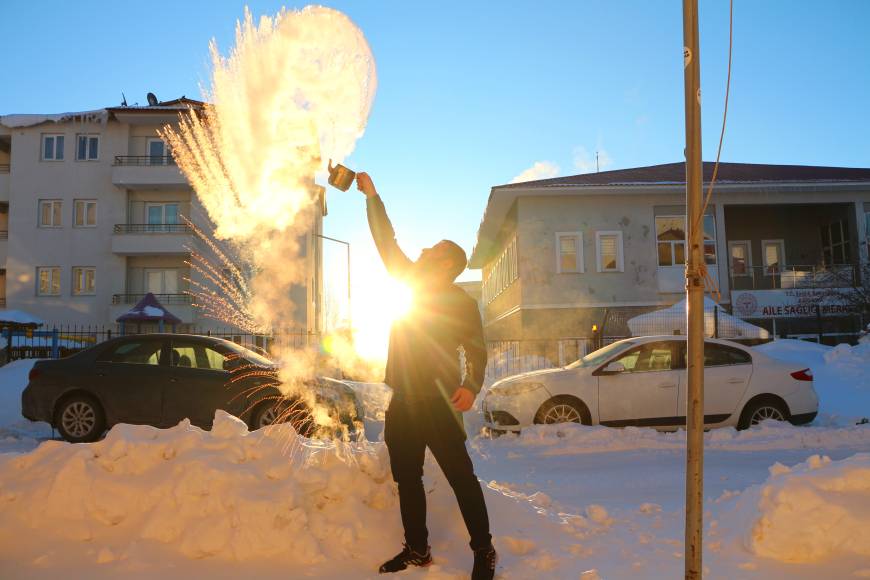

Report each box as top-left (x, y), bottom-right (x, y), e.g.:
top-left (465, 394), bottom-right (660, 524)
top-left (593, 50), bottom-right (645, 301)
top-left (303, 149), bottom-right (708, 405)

top-left (116, 293), bottom-right (182, 324)
top-left (0, 310), bottom-right (44, 326)
top-left (0, 98), bottom-right (204, 129)
top-left (0, 109), bottom-right (108, 129)
top-left (627, 297), bottom-right (770, 339)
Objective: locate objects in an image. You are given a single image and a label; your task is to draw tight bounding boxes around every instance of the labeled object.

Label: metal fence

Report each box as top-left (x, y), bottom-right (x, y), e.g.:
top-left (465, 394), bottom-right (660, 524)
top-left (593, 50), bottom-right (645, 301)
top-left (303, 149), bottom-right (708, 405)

top-left (112, 293), bottom-right (192, 305)
top-left (113, 155), bottom-right (176, 166)
top-left (729, 264), bottom-right (858, 291)
top-left (2, 325), bottom-right (319, 362)
top-left (113, 224), bottom-right (193, 234)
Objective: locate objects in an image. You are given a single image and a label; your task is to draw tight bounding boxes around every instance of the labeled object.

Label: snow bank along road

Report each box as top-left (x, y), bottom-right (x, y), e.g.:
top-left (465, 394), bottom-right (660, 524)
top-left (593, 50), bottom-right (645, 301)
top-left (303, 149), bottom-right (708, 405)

top-left (0, 339), bottom-right (869, 578)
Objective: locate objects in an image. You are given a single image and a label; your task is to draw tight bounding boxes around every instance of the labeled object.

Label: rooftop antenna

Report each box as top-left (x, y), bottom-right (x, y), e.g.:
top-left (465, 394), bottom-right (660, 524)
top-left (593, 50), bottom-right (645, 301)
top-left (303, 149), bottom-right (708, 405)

top-left (146, 92), bottom-right (159, 107)
top-left (121, 92), bottom-right (128, 107)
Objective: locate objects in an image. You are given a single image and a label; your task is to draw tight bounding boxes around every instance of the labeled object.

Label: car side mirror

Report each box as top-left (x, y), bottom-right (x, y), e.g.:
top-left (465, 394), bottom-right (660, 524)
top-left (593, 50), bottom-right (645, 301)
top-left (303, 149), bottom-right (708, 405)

top-left (601, 361), bottom-right (626, 374)
top-left (222, 357), bottom-right (242, 372)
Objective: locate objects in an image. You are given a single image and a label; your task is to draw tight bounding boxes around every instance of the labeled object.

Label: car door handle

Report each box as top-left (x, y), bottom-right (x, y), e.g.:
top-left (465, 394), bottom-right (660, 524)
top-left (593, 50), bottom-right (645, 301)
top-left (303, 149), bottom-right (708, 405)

top-left (169, 377), bottom-right (178, 383)
top-left (97, 372), bottom-right (107, 377)
top-left (657, 383), bottom-right (677, 389)
top-left (726, 378), bottom-right (744, 384)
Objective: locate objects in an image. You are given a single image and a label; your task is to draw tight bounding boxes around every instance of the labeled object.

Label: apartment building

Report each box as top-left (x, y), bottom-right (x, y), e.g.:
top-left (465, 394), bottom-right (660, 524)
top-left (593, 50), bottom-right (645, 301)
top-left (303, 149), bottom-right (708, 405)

top-left (0, 97), bottom-right (323, 332)
top-left (470, 162), bottom-right (870, 365)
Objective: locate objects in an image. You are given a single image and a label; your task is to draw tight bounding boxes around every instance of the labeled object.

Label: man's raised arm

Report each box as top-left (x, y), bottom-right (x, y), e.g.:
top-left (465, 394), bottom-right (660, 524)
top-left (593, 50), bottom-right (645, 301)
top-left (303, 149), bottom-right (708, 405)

top-left (357, 172), bottom-right (413, 278)
top-left (461, 297), bottom-right (488, 395)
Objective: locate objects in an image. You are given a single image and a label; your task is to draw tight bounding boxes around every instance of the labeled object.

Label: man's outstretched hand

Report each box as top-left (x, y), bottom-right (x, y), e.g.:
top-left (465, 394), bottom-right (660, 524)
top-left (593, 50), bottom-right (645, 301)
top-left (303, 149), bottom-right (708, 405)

top-left (356, 172), bottom-right (378, 198)
top-left (450, 387), bottom-right (475, 412)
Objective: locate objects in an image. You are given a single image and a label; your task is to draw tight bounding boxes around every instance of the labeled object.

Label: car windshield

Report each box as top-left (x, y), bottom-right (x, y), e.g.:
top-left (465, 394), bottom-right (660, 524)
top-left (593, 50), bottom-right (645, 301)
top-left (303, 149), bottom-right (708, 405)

top-left (221, 341), bottom-right (276, 367)
top-left (565, 340), bottom-right (637, 369)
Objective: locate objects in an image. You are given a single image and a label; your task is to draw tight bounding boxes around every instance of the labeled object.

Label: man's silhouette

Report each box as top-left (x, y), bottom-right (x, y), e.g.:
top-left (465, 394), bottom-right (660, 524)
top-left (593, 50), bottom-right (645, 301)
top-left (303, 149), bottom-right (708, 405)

top-left (356, 172), bottom-right (496, 580)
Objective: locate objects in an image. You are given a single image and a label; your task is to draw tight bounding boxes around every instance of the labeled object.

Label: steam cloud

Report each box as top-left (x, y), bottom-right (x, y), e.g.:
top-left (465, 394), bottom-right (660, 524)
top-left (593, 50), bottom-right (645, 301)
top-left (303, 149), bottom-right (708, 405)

top-left (162, 7), bottom-right (378, 408)
top-left (510, 161), bottom-right (560, 184)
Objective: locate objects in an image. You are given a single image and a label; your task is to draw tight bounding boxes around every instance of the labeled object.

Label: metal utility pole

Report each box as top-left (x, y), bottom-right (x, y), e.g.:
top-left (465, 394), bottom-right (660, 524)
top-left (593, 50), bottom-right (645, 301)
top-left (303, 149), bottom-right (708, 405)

top-left (682, 0), bottom-right (705, 578)
top-left (315, 234), bottom-right (352, 330)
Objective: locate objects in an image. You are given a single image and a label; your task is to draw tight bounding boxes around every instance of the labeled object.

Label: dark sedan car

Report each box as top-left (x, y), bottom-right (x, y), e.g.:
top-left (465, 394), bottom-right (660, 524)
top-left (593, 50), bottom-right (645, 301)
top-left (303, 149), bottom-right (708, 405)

top-left (21, 333), bottom-right (362, 443)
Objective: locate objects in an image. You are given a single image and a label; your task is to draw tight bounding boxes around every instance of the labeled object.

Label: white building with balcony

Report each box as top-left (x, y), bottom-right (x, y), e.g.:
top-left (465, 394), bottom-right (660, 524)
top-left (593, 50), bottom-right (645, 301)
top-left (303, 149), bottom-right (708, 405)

top-left (471, 162), bottom-right (870, 365)
top-left (0, 97), bottom-right (324, 333)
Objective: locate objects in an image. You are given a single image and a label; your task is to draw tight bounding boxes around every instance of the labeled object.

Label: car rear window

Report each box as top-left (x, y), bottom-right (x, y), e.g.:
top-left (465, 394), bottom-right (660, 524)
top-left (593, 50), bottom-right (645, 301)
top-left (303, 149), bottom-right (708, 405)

top-left (168, 340), bottom-right (229, 370)
top-left (101, 340), bottom-right (163, 365)
top-left (704, 343), bottom-right (752, 366)
top-left (677, 342), bottom-right (752, 368)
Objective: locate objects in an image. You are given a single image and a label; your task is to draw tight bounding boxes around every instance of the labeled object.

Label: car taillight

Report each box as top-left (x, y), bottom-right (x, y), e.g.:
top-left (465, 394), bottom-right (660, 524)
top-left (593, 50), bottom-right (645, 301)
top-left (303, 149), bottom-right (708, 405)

top-left (28, 368), bottom-right (41, 382)
top-left (790, 369), bottom-right (813, 381)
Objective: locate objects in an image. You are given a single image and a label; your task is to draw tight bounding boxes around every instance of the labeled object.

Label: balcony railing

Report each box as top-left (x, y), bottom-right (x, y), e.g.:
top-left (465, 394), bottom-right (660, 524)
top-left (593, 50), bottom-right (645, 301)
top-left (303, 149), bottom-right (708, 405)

top-left (0, 231), bottom-right (7, 239)
top-left (729, 264), bottom-right (858, 291)
top-left (113, 223), bottom-right (192, 234)
top-left (113, 155), bottom-right (176, 166)
top-left (112, 293), bottom-right (192, 305)
top-left (0, 164), bottom-right (9, 173)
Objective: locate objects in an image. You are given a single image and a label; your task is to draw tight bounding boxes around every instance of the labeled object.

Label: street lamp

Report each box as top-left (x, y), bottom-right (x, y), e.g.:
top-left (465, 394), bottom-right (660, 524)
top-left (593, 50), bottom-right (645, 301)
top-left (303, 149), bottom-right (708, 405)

top-left (315, 233), bottom-right (351, 330)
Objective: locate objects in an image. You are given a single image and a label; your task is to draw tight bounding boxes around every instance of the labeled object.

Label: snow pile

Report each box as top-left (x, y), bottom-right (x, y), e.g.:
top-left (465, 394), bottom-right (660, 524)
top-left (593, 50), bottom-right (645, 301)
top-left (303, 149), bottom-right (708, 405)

top-left (492, 421), bottom-right (870, 456)
top-left (0, 413), bottom-right (395, 565)
top-left (756, 339), bottom-right (870, 423)
top-left (0, 411), bottom-right (582, 578)
top-left (742, 453), bottom-right (870, 563)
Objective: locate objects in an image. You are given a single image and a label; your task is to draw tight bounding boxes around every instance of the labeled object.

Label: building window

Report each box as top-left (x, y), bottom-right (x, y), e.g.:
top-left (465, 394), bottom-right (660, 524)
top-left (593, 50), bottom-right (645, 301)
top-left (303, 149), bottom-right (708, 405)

top-left (556, 232), bottom-right (583, 274)
top-left (72, 267), bottom-right (96, 295)
top-left (596, 231), bottom-right (624, 272)
top-left (483, 235), bottom-right (518, 304)
top-left (144, 268), bottom-right (179, 294)
top-left (147, 138), bottom-right (174, 165)
top-left (75, 134), bottom-right (100, 161)
top-left (655, 214), bottom-right (716, 266)
top-left (74, 199), bottom-right (97, 227)
top-left (865, 211), bottom-right (870, 258)
top-left (146, 202), bottom-right (180, 231)
top-left (728, 240), bottom-right (752, 276)
top-left (702, 215), bottom-right (717, 265)
top-left (42, 134), bottom-right (64, 161)
top-left (820, 219), bottom-right (851, 265)
top-left (762, 240), bottom-right (786, 275)
top-left (38, 199), bottom-right (63, 227)
top-left (656, 216), bottom-right (685, 266)
top-left (36, 267), bottom-right (61, 296)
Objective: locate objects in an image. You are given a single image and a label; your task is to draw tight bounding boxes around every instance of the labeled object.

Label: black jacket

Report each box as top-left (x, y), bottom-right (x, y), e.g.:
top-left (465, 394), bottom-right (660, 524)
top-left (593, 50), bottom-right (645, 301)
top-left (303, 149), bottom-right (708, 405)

top-left (366, 195), bottom-right (487, 405)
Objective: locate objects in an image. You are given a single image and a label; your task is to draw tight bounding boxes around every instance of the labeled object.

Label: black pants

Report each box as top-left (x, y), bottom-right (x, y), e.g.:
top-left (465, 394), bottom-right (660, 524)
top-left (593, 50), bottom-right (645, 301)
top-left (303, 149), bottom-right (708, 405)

top-left (384, 397), bottom-right (491, 552)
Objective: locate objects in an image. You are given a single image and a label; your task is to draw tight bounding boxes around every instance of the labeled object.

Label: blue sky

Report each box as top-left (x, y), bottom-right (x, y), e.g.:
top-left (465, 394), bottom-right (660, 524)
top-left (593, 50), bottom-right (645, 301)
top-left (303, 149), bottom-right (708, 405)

top-left (3, 0), bottom-right (869, 284)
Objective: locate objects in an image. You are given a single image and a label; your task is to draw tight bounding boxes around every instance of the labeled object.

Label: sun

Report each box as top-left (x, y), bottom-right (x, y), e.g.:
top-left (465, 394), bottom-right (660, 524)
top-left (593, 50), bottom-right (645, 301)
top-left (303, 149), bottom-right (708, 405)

top-left (351, 273), bottom-right (414, 361)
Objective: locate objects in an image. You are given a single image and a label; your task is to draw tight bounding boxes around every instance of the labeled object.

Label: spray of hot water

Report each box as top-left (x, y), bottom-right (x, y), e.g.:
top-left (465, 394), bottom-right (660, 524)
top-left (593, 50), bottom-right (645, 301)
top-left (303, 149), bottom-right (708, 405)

top-left (162, 6), bottom-right (378, 439)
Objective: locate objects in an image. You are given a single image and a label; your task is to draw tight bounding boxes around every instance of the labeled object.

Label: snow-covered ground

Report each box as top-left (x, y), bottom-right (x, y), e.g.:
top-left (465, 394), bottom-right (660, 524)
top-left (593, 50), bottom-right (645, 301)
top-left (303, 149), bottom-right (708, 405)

top-left (1, 339), bottom-right (869, 578)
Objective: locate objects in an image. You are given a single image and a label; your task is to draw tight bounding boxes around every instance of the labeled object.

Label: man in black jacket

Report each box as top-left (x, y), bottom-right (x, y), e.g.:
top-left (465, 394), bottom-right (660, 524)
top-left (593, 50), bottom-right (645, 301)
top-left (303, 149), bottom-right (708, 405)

top-left (356, 172), bottom-right (496, 579)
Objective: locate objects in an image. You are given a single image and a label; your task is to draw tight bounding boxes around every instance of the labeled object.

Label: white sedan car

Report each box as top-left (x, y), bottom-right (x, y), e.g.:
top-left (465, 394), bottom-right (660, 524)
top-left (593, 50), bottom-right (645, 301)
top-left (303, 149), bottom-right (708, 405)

top-left (483, 336), bottom-right (818, 432)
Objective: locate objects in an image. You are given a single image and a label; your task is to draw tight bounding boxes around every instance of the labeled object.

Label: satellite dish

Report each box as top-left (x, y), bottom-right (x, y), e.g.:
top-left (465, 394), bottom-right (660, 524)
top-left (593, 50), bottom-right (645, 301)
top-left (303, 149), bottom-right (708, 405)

top-left (146, 93), bottom-right (159, 106)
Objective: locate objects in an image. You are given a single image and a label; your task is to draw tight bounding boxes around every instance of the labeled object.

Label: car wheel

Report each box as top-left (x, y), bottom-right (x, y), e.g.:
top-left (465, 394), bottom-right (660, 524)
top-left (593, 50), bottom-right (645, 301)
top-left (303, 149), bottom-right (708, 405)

top-left (251, 399), bottom-right (315, 437)
top-left (738, 397), bottom-right (789, 430)
top-left (55, 394), bottom-right (106, 443)
top-left (534, 397), bottom-right (591, 426)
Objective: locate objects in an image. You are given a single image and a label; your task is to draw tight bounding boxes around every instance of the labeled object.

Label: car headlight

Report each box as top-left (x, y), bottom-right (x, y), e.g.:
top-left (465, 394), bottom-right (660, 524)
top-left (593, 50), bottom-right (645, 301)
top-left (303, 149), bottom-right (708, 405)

top-left (491, 382), bottom-right (545, 396)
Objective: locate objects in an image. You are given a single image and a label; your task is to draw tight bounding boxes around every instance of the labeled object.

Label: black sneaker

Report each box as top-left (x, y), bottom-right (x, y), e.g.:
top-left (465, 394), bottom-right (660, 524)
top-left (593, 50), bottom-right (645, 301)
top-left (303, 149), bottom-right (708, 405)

top-left (379, 543), bottom-right (432, 574)
top-left (471, 544), bottom-right (498, 580)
